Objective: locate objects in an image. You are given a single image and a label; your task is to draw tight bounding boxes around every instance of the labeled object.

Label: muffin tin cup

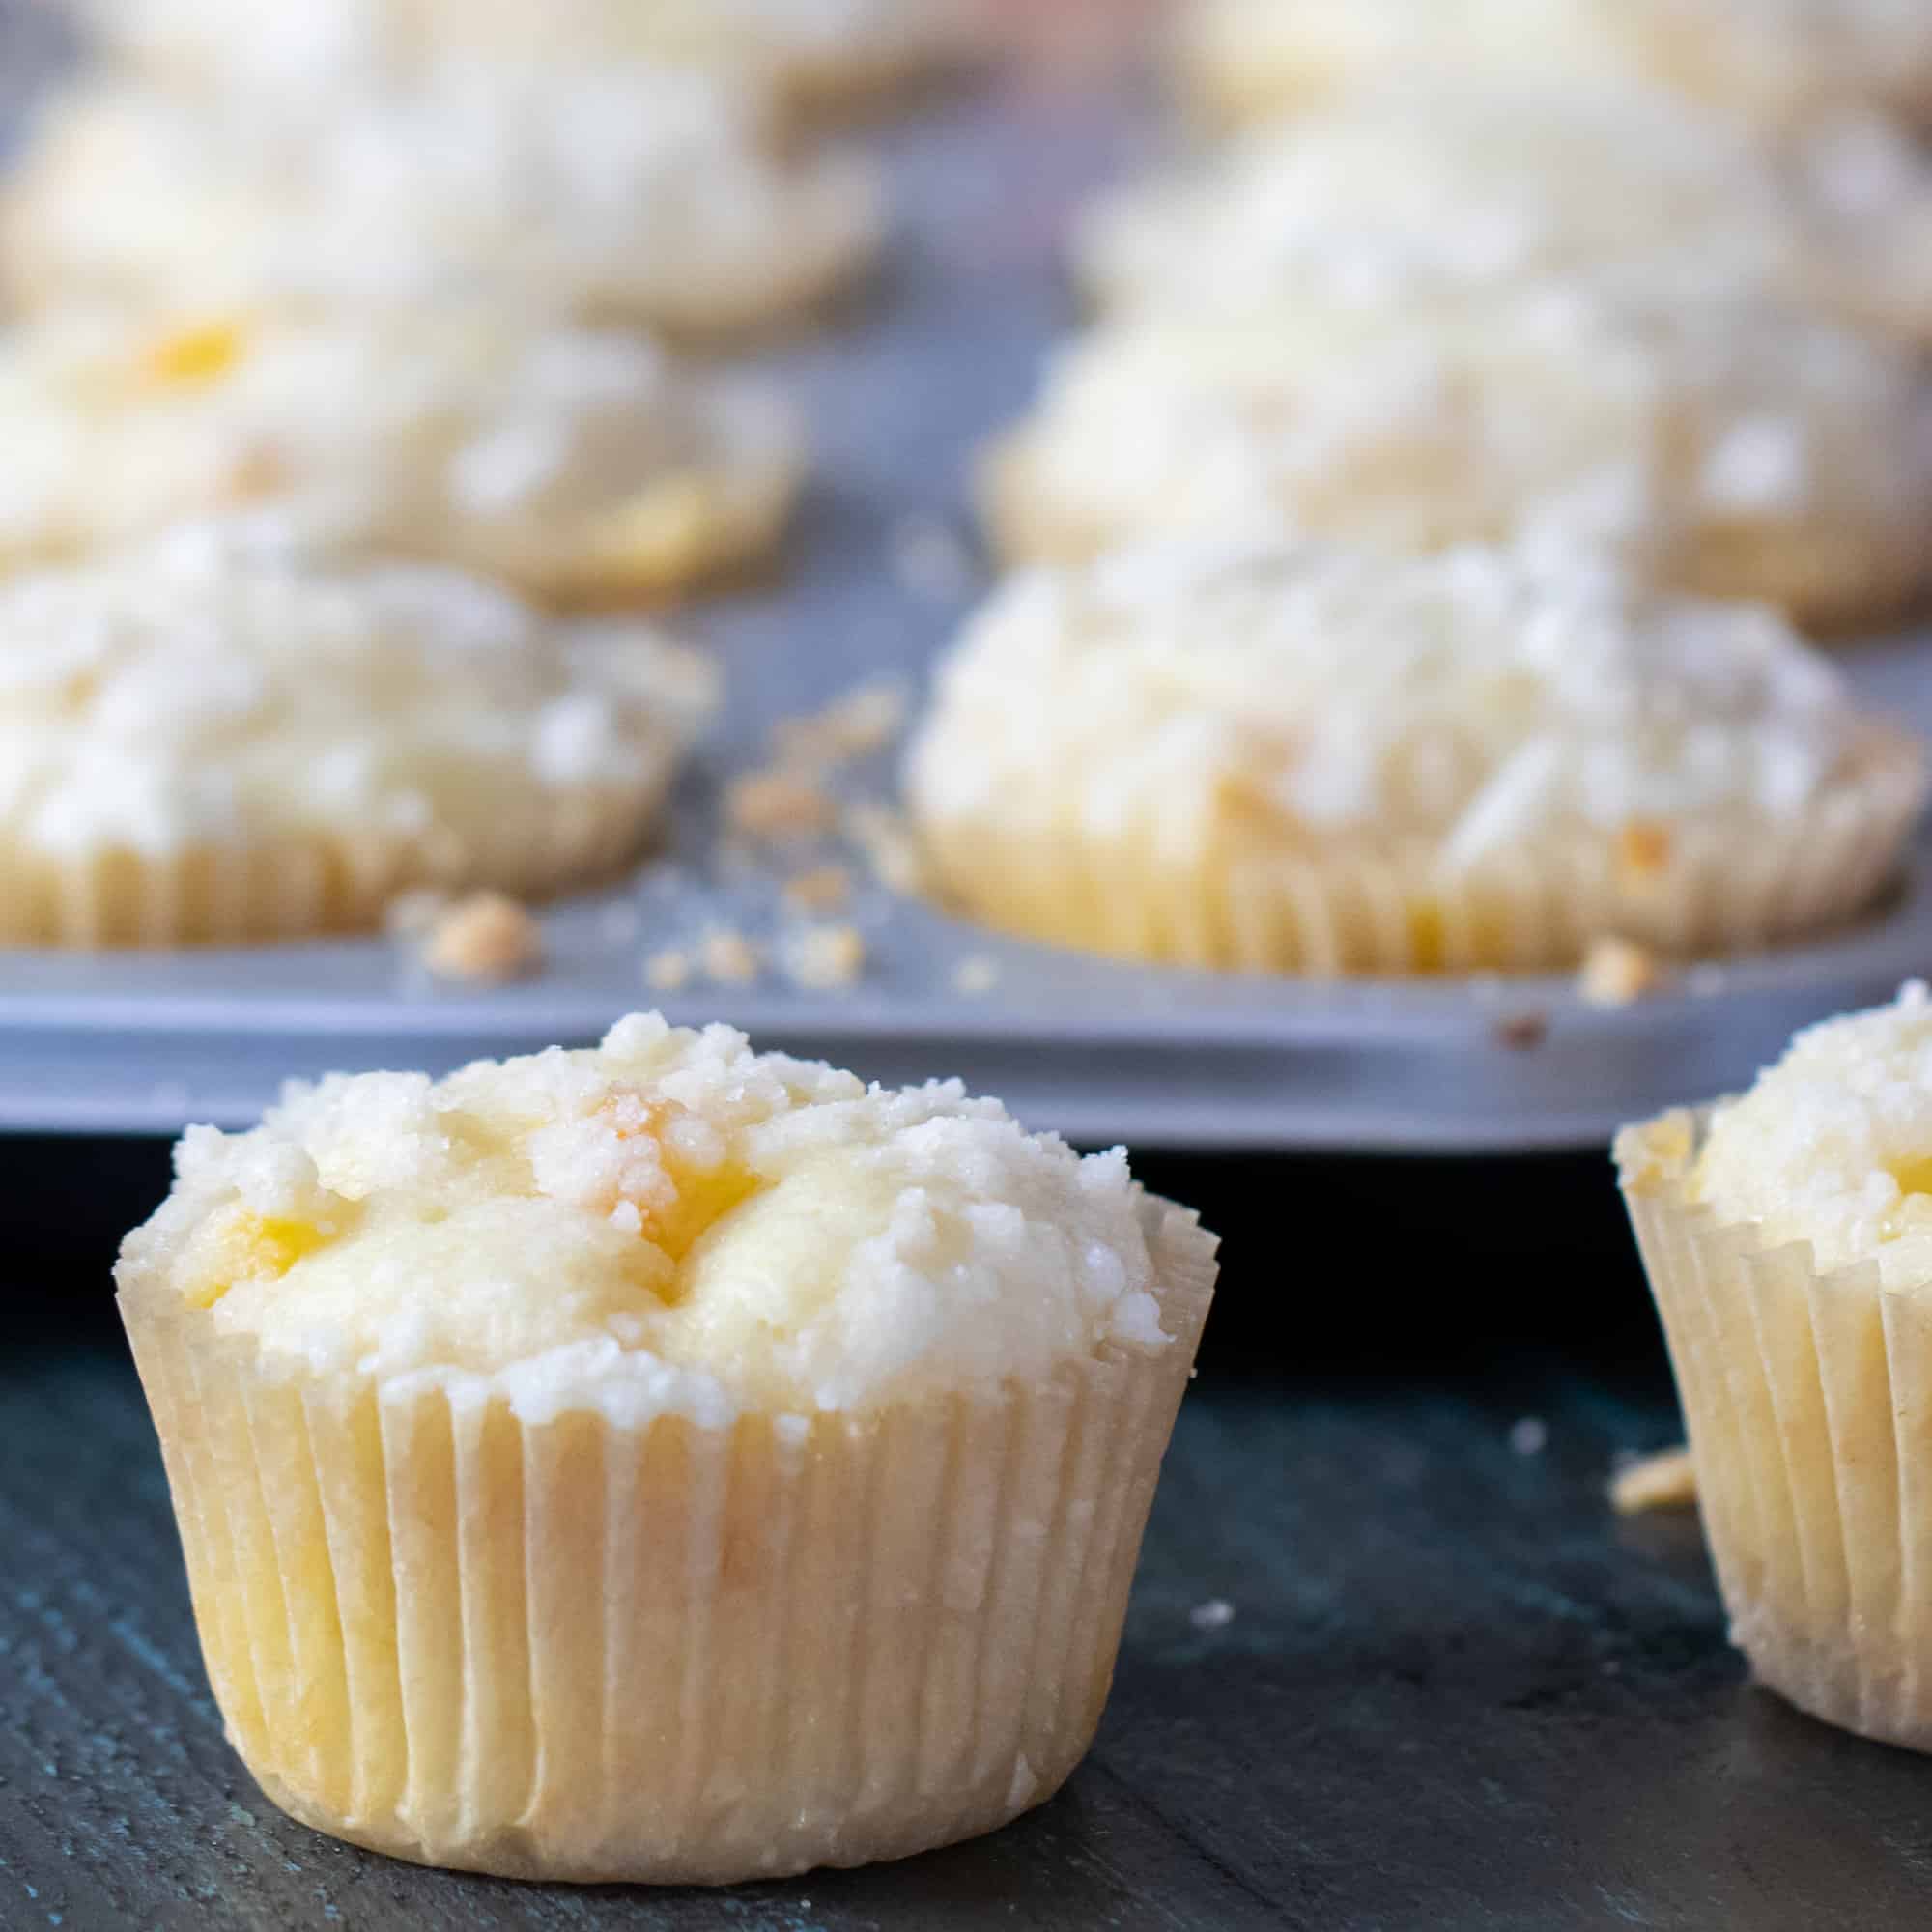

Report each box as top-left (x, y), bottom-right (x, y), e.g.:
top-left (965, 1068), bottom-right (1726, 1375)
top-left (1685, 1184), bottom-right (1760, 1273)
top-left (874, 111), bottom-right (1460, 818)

top-left (0, 782), bottom-right (668, 949)
top-left (917, 734), bottom-right (1927, 976)
top-left (1619, 1110), bottom-right (1932, 1751)
top-left (118, 1201), bottom-right (1218, 1884)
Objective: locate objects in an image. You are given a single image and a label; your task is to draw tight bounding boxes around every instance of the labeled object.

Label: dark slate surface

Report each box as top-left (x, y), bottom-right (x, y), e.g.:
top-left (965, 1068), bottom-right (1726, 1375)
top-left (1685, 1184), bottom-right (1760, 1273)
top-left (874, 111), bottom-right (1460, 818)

top-left (7, 1144), bottom-right (1932, 1931)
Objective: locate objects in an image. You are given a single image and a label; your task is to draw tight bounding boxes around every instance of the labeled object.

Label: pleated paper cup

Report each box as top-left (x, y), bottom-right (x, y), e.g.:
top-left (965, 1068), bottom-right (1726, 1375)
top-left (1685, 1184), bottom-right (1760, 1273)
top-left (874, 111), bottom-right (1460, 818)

top-left (1619, 1112), bottom-right (1932, 1750)
top-left (0, 781), bottom-right (665, 950)
top-left (914, 731), bottom-right (1926, 977)
top-left (119, 1201), bottom-right (1217, 1884)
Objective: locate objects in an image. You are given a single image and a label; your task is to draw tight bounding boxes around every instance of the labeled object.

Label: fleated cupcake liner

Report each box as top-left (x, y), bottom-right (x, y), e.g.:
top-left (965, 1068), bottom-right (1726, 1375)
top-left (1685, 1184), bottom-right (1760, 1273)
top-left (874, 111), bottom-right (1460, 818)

top-left (0, 781), bottom-right (666, 949)
top-left (915, 733), bottom-right (1927, 976)
top-left (1619, 1111), bottom-right (1932, 1750)
top-left (120, 1202), bottom-right (1217, 1884)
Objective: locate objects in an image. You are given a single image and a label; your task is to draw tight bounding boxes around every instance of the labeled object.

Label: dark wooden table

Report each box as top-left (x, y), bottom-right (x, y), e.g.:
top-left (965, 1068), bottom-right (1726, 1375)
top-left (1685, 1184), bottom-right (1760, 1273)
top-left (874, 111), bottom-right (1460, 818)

top-left (7, 1143), bottom-right (1932, 1931)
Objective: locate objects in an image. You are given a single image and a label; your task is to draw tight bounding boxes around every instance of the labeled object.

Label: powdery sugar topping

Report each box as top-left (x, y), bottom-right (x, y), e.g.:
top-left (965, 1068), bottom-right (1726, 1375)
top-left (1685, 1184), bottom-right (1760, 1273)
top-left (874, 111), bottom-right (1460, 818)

top-left (117, 1015), bottom-right (1171, 1417)
top-left (907, 538), bottom-right (1872, 867)
top-left (0, 528), bottom-right (712, 855)
top-left (1693, 984), bottom-right (1932, 1287)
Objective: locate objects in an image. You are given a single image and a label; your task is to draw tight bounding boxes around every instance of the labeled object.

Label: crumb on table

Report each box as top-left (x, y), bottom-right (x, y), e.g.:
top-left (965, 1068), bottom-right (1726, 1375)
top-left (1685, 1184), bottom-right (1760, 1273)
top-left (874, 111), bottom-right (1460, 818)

top-left (1610, 1446), bottom-right (1698, 1516)
top-left (1578, 936), bottom-right (1671, 1009)
top-left (782, 923), bottom-right (867, 990)
top-left (422, 892), bottom-right (544, 983)
top-left (1495, 1012), bottom-right (1549, 1052)
top-left (782, 864), bottom-right (853, 914)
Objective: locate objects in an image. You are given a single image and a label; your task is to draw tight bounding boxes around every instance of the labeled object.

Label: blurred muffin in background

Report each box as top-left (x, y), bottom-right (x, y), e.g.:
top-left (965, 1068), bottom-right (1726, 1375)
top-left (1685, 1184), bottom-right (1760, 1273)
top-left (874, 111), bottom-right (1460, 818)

top-left (1174, 0), bottom-right (1932, 134)
top-left (0, 526), bottom-right (715, 947)
top-left (3, 70), bottom-right (885, 337)
top-left (0, 305), bottom-right (803, 604)
top-left (76, 0), bottom-right (988, 117)
top-left (1078, 80), bottom-right (1932, 351)
top-left (985, 288), bottom-right (1932, 636)
top-left (907, 537), bottom-right (1926, 975)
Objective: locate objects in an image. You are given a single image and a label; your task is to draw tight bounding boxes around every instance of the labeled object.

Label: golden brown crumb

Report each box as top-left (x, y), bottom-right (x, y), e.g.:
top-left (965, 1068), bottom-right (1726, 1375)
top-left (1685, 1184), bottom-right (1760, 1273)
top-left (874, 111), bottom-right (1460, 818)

top-left (1610, 1447), bottom-right (1698, 1516)
top-left (773, 681), bottom-right (906, 770)
top-left (782, 923), bottom-right (867, 990)
top-left (643, 947), bottom-right (694, 993)
top-left (781, 864), bottom-right (853, 914)
top-left (953, 954), bottom-right (1002, 996)
top-left (1615, 819), bottom-right (1673, 884)
top-left (422, 893), bottom-right (543, 983)
top-left (1578, 936), bottom-right (1671, 1009)
top-left (700, 929), bottom-right (764, 985)
top-left (844, 800), bottom-right (924, 895)
top-left (724, 768), bottom-right (838, 841)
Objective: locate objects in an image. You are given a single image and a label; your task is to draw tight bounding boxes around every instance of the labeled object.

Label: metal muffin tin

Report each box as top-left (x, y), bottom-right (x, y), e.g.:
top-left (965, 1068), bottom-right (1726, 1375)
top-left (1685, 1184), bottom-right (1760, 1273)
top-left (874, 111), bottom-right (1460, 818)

top-left (0, 51), bottom-right (1927, 1151)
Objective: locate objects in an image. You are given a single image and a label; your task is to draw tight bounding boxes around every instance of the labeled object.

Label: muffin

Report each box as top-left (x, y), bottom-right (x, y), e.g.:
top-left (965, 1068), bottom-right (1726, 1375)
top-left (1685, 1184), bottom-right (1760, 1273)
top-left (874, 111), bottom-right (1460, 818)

top-left (1619, 983), bottom-right (1932, 1751)
top-left (905, 538), bottom-right (1926, 975)
top-left (986, 291), bottom-right (1932, 636)
top-left (411, 0), bottom-right (987, 113)
top-left (0, 305), bottom-right (802, 604)
top-left (116, 1013), bottom-right (1217, 1881)
top-left (1078, 80), bottom-right (1932, 350)
top-left (77, 0), bottom-right (983, 115)
top-left (0, 526), bottom-right (714, 947)
top-left (2, 71), bottom-right (884, 337)
top-left (1174, 0), bottom-right (1932, 134)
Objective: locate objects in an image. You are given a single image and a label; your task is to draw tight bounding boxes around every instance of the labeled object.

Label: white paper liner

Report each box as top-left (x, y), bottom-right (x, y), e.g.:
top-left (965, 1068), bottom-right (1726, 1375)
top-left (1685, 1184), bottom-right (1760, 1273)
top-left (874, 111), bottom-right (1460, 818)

top-left (120, 1202), bottom-right (1218, 1883)
top-left (1619, 1110), bottom-right (1932, 1749)
top-left (917, 733), bottom-right (1926, 976)
top-left (0, 781), bottom-right (667, 949)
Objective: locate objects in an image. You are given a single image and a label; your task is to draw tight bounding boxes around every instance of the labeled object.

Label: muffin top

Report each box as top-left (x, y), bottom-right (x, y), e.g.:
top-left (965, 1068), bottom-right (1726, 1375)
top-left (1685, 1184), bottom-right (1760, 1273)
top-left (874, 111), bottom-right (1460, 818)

top-left (998, 289), bottom-right (1931, 575)
top-left (907, 539), bottom-right (1903, 867)
top-left (5, 71), bottom-right (883, 327)
top-left (116, 1013), bottom-right (1174, 1418)
top-left (0, 304), bottom-right (799, 577)
top-left (1177, 0), bottom-right (1932, 128)
top-left (1692, 984), bottom-right (1932, 1286)
top-left (0, 526), bottom-right (713, 856)
top-left (1080, 80), bottom-right (1932, 331)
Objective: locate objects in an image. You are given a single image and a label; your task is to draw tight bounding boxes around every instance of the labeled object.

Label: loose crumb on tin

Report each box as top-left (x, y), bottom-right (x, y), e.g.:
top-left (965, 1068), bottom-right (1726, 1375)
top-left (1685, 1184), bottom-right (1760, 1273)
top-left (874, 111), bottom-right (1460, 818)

top-left (724, 767), bottom-right (839, 842)
top-left (953, 954), bottom-right (1002, 996)
top-left (844, 800), bottom-right (924, 895)
top-left (1509, 1417), bottom-right (1548, 1457)
top-left (1578, 936), bottom-right (1671, 1009)
top-left (1189, 1599), bottom-right (1236, 1632)
top-left (422, 892), bottom-right (544, 983)
top-left (782, 864), bottom-right (853, 914)
top-left (699, 928), bottom-right (765, 986)
top-left (1609, 1446), bottom-right (1698, 1516)
top-left (781, 923), bottom-right (867, 991)
top-left (774, 681), bottom-right (907, 771)
top-left (643, 947), bottom-right (694, 993)
top-left (1495, 1012), bottom-right (1549, 1052)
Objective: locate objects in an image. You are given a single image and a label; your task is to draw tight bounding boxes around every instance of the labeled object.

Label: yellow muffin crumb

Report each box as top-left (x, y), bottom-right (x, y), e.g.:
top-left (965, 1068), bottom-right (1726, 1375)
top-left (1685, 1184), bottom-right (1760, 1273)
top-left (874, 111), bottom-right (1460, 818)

top-left (423, 893), bottom-right (545, 983)
top-left (700, 929), bottom-right (764, 985)
top-left (643, 947), bottom-right (694, 993)
top-left (1610, 1446), bottom-right (1698, 1516)
top-left (774, 681), bottom-right (906, 770)
top-left (1578, 937), bottom-right (1671, 1008)
top-left (782, 923), bottom-right (867, 990)
top-left (725, 768), bottom-right (839, 841)
top-left (782, 864), bottom-right (852, 913)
